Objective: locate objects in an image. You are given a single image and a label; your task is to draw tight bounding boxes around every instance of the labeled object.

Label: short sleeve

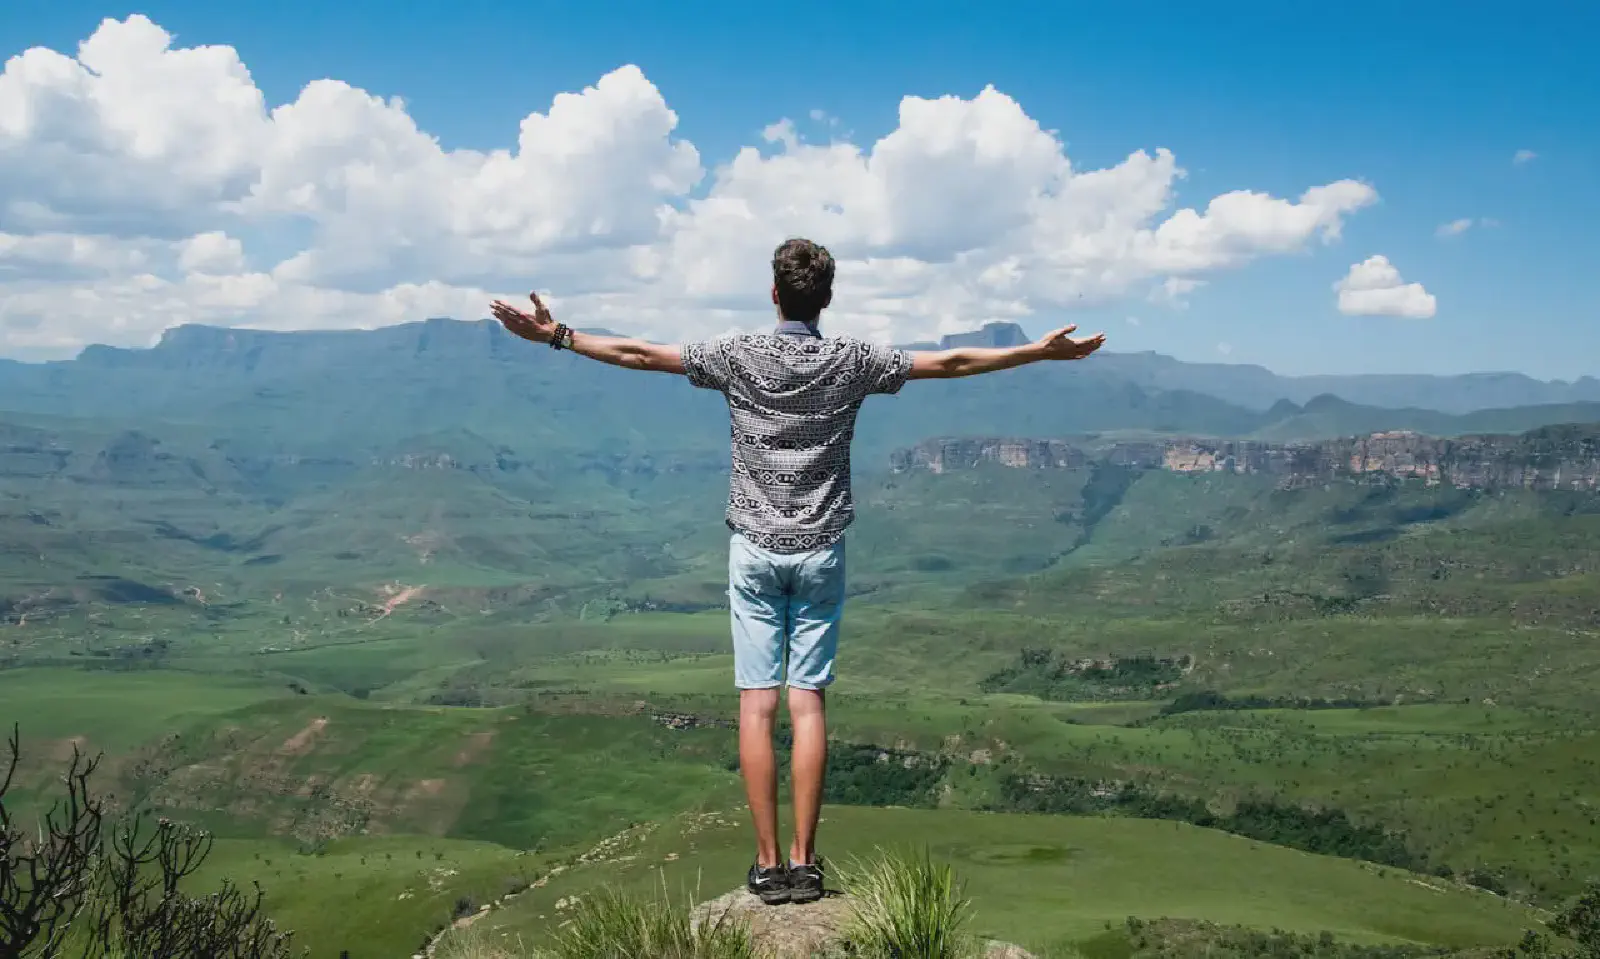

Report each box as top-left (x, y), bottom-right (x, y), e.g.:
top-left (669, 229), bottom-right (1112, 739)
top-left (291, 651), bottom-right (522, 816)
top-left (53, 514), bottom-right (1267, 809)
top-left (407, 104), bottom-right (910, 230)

top-left (681, 336), bottom-right (738, 392)
top-left (860, 342), bottom-right (912, 396)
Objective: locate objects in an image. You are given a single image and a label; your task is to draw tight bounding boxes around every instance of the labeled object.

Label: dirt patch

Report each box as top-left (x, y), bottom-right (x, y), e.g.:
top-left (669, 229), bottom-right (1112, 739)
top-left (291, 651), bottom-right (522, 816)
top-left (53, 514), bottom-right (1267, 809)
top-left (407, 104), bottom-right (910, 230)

top-left (277, 717), bottom-right (329, 756)
top-left (45, 735), bottom-right (89, 764)
top-left (409, 778), bottom-right (447, 799)
top-left (452, 730), bottom-right (496, 768)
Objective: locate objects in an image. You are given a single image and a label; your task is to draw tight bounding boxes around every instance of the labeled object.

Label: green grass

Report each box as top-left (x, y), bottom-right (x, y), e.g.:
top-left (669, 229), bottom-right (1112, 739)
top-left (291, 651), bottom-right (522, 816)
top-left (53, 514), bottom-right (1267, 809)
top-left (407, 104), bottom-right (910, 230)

top-left (530, 882), bottom-right (755, 959)
top-left (95, 692), bottom-right (742, 849)
top-left (191, 836), bottom-right (538, 959)
top-left (473, 805), bottom-right (1537, 955)
top-left (0, 667), bottom-right (292, 749)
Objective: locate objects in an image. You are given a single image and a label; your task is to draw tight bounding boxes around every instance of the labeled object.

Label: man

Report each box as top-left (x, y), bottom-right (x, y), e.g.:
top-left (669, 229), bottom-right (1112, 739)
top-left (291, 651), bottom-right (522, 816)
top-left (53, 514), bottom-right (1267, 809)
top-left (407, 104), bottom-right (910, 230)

top-left (490, 238), bottom-right (1104, 906)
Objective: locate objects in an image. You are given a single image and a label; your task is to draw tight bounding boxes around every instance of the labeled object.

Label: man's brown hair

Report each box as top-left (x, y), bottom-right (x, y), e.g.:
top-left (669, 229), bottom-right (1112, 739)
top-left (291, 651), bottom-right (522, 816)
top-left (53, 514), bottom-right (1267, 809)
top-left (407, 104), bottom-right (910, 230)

top-left (772, 238), bottom-right (834, 324)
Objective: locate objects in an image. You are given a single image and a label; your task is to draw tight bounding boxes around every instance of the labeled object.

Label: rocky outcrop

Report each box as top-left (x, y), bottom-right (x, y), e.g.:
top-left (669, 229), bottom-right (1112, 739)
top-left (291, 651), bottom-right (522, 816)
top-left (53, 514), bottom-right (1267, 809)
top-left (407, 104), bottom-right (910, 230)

top-left (890, 424), bottom-right (1600, 491)
top-left (690, 889), bottom-right (1035, 959)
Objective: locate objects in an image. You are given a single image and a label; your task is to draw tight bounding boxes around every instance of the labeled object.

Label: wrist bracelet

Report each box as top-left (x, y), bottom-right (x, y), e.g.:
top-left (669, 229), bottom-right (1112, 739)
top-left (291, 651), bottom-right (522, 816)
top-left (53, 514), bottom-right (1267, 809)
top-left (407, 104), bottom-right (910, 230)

top-left (550, 323), bottom-right (571, 350)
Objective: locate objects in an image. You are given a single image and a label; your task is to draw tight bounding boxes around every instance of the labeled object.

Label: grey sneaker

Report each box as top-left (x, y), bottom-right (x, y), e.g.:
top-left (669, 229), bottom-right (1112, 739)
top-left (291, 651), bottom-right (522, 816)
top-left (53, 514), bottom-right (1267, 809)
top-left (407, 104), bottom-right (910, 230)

top-left (787, 858), bottom-right (825, 904)
top-left (747, 862), bottom-right (790, 905)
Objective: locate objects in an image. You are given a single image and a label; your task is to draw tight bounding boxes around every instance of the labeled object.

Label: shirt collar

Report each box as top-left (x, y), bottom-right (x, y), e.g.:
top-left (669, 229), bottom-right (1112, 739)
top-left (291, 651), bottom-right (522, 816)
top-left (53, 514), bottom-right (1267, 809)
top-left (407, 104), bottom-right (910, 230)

top-left (774, 319), bottom-right (822, 338)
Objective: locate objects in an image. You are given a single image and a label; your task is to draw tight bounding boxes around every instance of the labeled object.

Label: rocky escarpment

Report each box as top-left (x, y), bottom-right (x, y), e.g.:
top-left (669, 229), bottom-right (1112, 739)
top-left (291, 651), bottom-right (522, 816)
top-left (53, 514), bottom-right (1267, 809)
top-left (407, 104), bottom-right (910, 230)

top-left (890, 424), bottom-right (1600, 491)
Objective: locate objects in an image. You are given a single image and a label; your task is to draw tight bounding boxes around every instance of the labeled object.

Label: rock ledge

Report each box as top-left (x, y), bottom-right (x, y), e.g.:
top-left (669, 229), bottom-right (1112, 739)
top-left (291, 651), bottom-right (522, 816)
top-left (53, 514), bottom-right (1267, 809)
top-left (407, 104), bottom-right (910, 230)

top-left (691, 888), bottom-right (1035, 958)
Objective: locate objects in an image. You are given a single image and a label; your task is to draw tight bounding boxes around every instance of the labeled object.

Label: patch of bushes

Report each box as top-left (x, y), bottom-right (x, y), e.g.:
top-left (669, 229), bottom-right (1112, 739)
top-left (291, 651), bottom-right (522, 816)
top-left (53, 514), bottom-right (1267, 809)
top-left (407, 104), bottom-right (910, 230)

top-left (1156, 690), bottom-right (1401, 717)
top-left (825, 745), bottom-right (949, 809)
top-left (980, 651), bottom-right (1190, 702)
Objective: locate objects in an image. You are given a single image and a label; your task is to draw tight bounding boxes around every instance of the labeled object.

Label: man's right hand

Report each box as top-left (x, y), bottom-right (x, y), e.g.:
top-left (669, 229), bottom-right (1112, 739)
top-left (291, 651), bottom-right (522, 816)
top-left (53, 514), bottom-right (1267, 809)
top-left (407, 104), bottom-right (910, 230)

top-left (1035, 324), bottom-right (1106, 361)
top-left (490, 291), bottom-right (559, 344)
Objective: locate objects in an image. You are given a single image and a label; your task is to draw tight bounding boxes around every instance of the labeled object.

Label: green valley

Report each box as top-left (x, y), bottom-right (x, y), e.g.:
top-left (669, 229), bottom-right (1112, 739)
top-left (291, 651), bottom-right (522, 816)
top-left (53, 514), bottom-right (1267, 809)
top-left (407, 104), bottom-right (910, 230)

top-left (2, 320), bottom-right (1598, 957)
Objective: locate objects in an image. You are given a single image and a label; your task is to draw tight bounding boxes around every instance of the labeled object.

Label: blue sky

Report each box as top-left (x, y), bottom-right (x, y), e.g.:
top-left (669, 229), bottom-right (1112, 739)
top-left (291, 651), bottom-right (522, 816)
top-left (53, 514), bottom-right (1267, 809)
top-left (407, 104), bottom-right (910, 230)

top-left (2, 0), bottom-right (1596, 378)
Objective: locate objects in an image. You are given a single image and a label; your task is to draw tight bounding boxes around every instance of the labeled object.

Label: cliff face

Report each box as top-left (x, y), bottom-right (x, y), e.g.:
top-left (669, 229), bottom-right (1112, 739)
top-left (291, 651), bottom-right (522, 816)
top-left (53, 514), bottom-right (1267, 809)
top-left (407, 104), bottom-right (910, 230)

top-left (889, 425), bottom-right (1600, 491)
top-left (888, 438), bottom-right (1090, 473)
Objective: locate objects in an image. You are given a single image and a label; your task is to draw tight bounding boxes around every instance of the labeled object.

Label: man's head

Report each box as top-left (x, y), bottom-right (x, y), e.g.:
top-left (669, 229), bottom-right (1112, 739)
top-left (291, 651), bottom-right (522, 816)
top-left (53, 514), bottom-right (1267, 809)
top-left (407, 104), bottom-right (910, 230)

top-left (771, 238), bottom-right (834, 325)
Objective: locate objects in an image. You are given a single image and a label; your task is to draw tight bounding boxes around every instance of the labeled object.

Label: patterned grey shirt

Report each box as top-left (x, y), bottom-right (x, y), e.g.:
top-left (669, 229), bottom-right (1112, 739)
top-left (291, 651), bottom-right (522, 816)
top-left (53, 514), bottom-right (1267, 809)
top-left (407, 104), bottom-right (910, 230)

top-left (681, 324), bottom-right (912, 553)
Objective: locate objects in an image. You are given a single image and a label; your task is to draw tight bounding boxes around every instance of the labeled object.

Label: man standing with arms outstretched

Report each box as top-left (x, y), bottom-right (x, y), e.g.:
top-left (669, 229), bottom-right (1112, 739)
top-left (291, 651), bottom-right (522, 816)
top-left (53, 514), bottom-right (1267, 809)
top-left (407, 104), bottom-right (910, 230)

top-left (491, 238), bottom-right (1105, 905)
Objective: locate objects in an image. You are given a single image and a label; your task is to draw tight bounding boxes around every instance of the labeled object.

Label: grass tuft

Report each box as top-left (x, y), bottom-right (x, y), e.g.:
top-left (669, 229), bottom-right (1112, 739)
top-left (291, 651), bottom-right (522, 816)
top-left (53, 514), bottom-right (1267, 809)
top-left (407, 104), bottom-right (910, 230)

top-left (840, 846), bottom-right (977, 959)
top-left (536, 875), bottom-right (755, 959)
top-left (432, 924), bottom-right (525, 959)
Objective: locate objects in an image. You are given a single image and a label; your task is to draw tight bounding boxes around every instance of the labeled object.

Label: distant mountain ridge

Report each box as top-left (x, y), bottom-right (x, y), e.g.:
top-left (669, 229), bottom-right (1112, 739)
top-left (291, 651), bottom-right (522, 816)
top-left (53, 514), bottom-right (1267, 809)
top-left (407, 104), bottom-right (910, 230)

top-left (901, 322), bottom-right (1600, 413)
top-left (0, 319), bottom-right (1595, 462)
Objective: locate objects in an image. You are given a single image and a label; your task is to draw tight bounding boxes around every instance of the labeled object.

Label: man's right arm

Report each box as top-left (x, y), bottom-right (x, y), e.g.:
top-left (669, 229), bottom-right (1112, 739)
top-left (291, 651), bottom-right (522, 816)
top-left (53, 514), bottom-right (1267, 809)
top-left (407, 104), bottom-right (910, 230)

top-left (908, 325), bottom-right (1106, 380)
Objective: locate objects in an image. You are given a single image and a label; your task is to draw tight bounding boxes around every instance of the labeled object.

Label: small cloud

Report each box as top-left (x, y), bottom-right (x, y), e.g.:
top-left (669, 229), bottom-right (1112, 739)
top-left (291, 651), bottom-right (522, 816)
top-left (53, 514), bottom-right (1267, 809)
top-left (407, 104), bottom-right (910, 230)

top-left (1437, 217), bottom-right (1500, 238)
top-left (1125, 315), bottom-right (1142, 327)
top-left (1513, 149), bottom-right (1538, 165)
top-left (1216, 342), bottom-right (1233, 356)
top-left (761, 119), bottom-right (799, 151)
top-left (1334, 255), bottom-right (1437, 319)
top-left (1151, 276), bottom-right (1205, 308)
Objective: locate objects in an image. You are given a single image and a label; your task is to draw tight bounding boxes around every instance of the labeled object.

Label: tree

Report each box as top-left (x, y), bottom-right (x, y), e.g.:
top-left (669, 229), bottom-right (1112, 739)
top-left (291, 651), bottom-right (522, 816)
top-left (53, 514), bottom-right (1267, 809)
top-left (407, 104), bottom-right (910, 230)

top-left (0, 725), bottom-right (103, 956)
top-left (1550, 884), bottom-right (1600, 959)
top-left (1503, 883), bottom-right (1600, 959)
top-left (1, 724), bottom-right (299, 958)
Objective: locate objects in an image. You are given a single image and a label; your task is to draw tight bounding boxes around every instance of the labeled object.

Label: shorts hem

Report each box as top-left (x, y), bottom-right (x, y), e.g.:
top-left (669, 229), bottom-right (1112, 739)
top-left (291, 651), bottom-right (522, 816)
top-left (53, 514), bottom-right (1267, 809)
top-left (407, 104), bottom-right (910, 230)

top-left (785, 678), bottom-right (835, 692)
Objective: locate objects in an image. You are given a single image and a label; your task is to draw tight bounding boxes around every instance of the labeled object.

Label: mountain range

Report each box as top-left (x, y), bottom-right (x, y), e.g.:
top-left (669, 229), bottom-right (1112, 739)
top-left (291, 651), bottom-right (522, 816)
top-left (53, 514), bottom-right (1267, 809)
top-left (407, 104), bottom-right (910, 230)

top-left (914, 322), bottom-right (1600, 413)
top-left (0, 318), bottom-right (1596, 466)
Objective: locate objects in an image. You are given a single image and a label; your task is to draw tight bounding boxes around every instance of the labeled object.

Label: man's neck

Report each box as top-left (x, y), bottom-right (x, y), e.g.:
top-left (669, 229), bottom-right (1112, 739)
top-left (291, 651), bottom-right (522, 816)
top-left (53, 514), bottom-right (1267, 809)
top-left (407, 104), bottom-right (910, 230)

top-left (775, 318), bottom-right (821, 338)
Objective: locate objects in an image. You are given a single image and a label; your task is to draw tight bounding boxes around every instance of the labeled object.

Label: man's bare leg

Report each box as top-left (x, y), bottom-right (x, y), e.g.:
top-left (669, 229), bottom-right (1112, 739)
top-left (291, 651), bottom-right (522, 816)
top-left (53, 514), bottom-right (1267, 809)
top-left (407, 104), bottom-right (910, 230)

top-left (787, 687), bottom-right (826, 865)
top-left (739, 687), bottom-right (783, 868)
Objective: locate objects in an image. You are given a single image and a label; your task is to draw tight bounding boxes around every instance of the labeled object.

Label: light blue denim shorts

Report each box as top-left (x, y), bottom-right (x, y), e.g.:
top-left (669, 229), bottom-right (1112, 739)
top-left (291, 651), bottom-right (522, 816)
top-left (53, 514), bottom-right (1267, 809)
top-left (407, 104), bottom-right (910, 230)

top-left (727, 532), bottom-right (846, 690)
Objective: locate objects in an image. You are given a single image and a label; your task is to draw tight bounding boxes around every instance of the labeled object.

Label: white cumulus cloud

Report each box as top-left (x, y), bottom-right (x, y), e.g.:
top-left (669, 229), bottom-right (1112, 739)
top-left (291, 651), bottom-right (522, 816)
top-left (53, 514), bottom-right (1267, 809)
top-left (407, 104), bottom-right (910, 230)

top-left (1334, 255), bottom-right (1436, 319)
top-left (178, 231), bottom-right (245, 274)
top-left (0, 15), bottom-right (1382, 356)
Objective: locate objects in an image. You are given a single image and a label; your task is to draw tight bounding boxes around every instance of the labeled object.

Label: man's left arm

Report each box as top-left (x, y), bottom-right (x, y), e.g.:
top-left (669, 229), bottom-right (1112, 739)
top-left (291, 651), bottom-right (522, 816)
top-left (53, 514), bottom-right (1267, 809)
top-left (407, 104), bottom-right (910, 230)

top-left (490, 293), bottom-right (685, 375)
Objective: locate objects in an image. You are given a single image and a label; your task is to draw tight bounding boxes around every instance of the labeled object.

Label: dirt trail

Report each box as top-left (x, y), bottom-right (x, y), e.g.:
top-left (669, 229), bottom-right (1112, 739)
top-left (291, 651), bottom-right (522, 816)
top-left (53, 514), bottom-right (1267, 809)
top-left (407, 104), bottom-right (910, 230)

top-left (368, 583), bottom-right (425, 624)
top-left (277, 717), bottom-right (328, 756)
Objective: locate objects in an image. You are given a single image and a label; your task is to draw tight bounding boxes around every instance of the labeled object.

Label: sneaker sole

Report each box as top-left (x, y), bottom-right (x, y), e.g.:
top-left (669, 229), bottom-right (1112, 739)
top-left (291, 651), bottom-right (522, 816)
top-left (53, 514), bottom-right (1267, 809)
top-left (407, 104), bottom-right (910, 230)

top-left (751, 886), bottom-right (790, 905)
top-left (788, 886), bottom-right (823, 904)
